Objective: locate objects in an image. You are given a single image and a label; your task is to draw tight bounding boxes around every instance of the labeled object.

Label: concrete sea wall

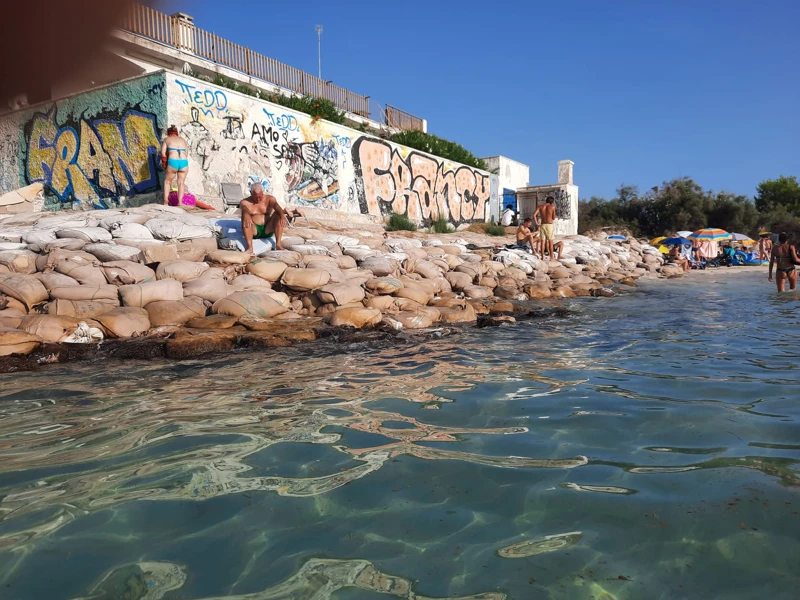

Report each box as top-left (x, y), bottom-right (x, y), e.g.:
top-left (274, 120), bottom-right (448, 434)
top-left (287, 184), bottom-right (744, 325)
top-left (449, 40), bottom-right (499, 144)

top-left (0, 72), bottom-right (168, 210)
top-left (0, 71), bottom-right (498, 227)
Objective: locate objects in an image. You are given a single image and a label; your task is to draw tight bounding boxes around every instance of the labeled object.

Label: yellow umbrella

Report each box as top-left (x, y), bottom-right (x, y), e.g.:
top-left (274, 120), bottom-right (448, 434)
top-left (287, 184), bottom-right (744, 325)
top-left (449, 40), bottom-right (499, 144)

top-left (651, 236), bottom-right (667, 245)
top-left (740, 239), bottom-right (758, 246)
top-left (658, 245), bottom-right (669, 254)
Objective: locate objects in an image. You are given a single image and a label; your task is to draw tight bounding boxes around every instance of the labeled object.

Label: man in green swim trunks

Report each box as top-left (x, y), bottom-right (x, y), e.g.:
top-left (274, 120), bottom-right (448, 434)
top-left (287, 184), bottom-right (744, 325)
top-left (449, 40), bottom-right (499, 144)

top-left (240, 183), bottom-right (288, 253)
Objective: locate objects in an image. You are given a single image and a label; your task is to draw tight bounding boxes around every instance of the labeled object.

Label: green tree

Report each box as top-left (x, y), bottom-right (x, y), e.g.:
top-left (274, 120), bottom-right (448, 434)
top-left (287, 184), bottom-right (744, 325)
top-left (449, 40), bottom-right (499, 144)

top-left (755, 176), bottom-right (800, 214)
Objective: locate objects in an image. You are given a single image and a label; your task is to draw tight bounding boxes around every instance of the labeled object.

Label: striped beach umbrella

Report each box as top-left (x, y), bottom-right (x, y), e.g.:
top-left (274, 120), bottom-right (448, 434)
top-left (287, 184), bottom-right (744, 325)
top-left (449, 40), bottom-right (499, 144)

top-left (689, 228), bottom-right (732, 241)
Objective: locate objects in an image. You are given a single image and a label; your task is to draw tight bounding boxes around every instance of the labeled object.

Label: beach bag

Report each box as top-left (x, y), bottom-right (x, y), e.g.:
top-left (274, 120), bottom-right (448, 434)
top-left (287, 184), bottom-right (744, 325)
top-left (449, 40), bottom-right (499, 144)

top-left (96, 307), bottom-right (151, 338)
top-left (156, 261), bottom-right (209, 282)
top-left (281, 268), bottom-right (331, 291)
top-left (0, 327), bottom-right (42, 356)
top-left (211, 291), bottom-right (289, 318)
top-left (119, 279), bottom-right (183, 307)
top-left (102, 261), bottom-right (155, 286)
top-left (145, 297), bottom-right (207, 327)
top-left (0, 274), bottom-right (48, 310)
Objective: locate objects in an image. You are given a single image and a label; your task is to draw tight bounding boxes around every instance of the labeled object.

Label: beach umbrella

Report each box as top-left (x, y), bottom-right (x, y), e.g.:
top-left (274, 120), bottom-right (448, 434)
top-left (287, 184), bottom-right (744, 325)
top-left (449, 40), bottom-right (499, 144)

top-left (677, 230), bottom-right (692, 238)
top-left (650, 236), bottom-right (667, 245)
top-left (607, 235), bottom-right (626, 241)
top-left (662, 237), bottom-right (693, 246)
top-left (732, 233), bottom-right (754, 242)
top-left (658, 245), bottom-right (669, 254)
top-left (689, 228), bottom-right (732, 241)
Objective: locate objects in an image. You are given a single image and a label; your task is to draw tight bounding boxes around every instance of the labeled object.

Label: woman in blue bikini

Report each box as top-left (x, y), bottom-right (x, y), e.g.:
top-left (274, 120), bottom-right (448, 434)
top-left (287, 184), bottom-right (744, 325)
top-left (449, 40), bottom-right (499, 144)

top-left (160, 125), bottom-right (189, 207)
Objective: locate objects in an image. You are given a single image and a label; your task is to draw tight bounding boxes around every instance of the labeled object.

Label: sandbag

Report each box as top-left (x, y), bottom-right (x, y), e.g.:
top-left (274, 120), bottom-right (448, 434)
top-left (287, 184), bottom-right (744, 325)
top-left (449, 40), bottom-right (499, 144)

top-left (257, 250), bottom-right (302, 267)
top-left (247, 259), bottom-right (288, 282)
top-left (146, 218), bottom-right (213, 241)
top-left (49, 285), bottom-right (120, 302)
top-left (0, 250), bottom-right (38, 274)
top-left (102, 261), bottom-right (156, 286)
top-left (462, 285), bottom-right (494, 299)
top-left (20, 315), bottom-right (84, 342)
top-left (281, 268), bottom-right (331, 291)
top-left (495, 286), bottom-right (526, 300)
top-left (0, 327), bottom-right (42, 356)
top-left (391, 311), bottom-right (435, 329)
top-left (304, 260), bottom-right (345, 284)
top-left (83, 243), bottom-right (143, 263)
top-left (437, 303), bottom-right (477, 323)
top-left (96, 307), bottom-right (151, 338)
top-left (119, 279), bottom-right (183, 307)
top-left (47, 298), bottom-right (119, 319)
top-left (455, 264), bottom-right (481, 280)
top-left (343, 247), bottom-right (378, 261)
top-left (384, 238), bottom-right (423, 251)
top-left (198, 267), bottom-right (227, 279)
top-left (445, 271), bottom-right (473, 291)
top-left (363, 276), bottom-right (402, 295)
top-left (156, 261), bottom-right (209, 283)
top-left (286, 244), bottom-right (329, 256)
top-left (330, 307), bottom-right (382, 328)
top-left (111, 222), bottom-right (153, 240)
top-left (211, 291), bottom-right (289, 318)
top-left (364, 296), bottom-right (397, 311)
top-left (183, 278), bottom-right (234, 303)
top-left (145, 297), bottom-right (207, 327)
top-left (230, 274), bottom-right (271, 290)
top-left (335, 255), bottom-right (357, 270)
top-left (35, 272), bottom-right (80, 291)
top-left (62, 321), bottom-right (105, 343)
top-left (54, 261), bottom-right (107, 286)
top-left (344, 270), bottom-right (372, 287)
top-left (394, 286), bottom-right (430, 305)
top-left (99, 213), bottom-right (150, 231)
top-left (206, 250), bottom-right (252, 265)
top-left (316, 283), bottom-right (366, 306)
top-left (23, 230), bottom-right (57, 245)
top-left (0, 308), bottom-right (25, 328)
top-left (0, 274), bottom-right (48, 310)
top-left (411, 260), bottom-right (442, 280)
top-left (359, 257), bottom-right (395, 277)
top-left (56, 227), bottom-right (112, 243)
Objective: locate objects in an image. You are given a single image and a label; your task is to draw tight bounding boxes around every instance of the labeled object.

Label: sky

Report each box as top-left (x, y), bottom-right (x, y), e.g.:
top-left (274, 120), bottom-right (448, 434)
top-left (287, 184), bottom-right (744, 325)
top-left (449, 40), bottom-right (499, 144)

top-left (175, 0), bottom-right (799, 199)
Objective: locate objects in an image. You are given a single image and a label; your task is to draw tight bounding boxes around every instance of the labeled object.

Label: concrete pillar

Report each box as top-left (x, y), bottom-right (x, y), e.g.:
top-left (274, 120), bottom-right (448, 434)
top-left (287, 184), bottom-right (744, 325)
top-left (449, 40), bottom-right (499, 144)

top-left (172, 13), bottom-right (195, 53)
top-left (558, 160), bottom-right (574, 185)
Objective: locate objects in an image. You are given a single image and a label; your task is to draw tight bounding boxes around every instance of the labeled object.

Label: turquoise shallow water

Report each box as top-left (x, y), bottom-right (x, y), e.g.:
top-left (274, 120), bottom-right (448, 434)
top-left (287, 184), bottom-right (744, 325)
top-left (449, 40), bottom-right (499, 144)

top-left (1, 269), bottom-right (799, 599)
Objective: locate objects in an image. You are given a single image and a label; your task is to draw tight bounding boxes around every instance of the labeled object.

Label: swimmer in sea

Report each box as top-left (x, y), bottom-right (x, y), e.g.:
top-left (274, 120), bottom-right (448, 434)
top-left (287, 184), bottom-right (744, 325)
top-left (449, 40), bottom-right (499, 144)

top-left (768, 232), bottom-right (799, 292)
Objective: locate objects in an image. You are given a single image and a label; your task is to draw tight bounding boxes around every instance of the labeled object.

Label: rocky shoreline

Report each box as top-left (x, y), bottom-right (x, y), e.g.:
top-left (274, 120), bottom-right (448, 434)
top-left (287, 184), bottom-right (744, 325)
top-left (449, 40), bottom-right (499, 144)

top-left (0, 204), bottom-right (677, 372)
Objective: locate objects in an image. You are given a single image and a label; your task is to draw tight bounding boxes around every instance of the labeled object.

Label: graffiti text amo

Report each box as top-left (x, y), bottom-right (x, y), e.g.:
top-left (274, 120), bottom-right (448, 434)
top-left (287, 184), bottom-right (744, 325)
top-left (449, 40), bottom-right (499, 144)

top-left (352, 138), bottom-right (490, 224)
top-left (25, 108), bottom-right (161, 207)
top-left (175, 79), bottom-right (228, 117)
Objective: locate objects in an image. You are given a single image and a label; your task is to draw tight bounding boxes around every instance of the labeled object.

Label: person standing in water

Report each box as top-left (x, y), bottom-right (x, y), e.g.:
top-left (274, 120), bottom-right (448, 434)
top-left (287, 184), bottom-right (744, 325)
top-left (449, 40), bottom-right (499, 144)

top-left (759, 232), bottom-right (773, 262)
top-left (768, 233), bottom-right (799, 292)
top-left (161, 125), bottom-right (189, 207)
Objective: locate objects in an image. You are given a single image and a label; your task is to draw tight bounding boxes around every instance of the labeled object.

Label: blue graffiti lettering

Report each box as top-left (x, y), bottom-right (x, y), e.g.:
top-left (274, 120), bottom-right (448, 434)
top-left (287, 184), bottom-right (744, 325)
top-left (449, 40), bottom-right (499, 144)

top-left (262, 109), bottom-right (299, 132)
top-left (176, 79), bottom-right (228, 116)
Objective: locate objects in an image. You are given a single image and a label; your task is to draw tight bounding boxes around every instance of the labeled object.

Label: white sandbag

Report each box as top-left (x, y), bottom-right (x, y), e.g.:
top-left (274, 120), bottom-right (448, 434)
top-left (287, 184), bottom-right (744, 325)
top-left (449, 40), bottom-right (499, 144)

top-left (0, 274), bottom-right (48, 310)
top-left (47, 298), bottom-right (119, 318)
top-left (56, 227), bottom-right (112, 243)
top-left (146, 218), bottom-right (213, 241)
top-left (98, 212), bottom-right (150, 231)
top-left (145, 297), bottom-right (207, 327)
top-left (359, 257), bottom-right (395, 277)
top-left (343, 247), bottom-right (378, 261)
top-left (111, 222), bottom-right (153, 240)
top-left (0, 250), bottom-right (38, 274)
top-left (83, 243), bottom-right (143, 263)
top-left (102, 261), bottom-right (155, 286)
top-left (96, 307), bottom-right (151, 338)
top-left (36, 215), bottom-right (92, 229)
top-left (119, 279), bottom-right (183, 307)
top-left (0, 327), bottom-right (42, 356)
top-left (325, 234), bottom-right (360, 248)
top-left (0, 242), bottom-right (29, 251)
top-left (211, 291), bottom-right (289, 318)
top-left (156, 261), bottom-right (209, 283)
top-left (62, 321), bottom-right (105, 343)
top-left (384, 238), bottom-right (423, 251)
top-left (246, 259), bottom-right (288, 282)
top-left (183, 278), bottom-right (234, 303)
top-left (316, 283), bottom-right (366, 306)
top-left (287, 244), bottom-right (330, 256)
top-left (23, 230), bottom-right (57, 245)
top-left (281, 268), bottom-right (331, 291)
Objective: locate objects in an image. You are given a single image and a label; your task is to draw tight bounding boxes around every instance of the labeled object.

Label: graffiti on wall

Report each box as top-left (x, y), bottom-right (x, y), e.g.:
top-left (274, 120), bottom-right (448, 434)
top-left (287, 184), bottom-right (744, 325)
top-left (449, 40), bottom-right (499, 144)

top-left (175, 78), bottom-right (229, 117)
top-left (524, 188), bottom-right (572, 220)
top-left (352, 138), bottom-right (490, 224)
top-left (24, 106), bottom-right (161, 209)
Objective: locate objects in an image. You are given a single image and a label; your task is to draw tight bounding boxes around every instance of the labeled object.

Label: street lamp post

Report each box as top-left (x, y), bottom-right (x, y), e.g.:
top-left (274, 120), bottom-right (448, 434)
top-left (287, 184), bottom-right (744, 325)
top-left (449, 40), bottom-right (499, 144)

top-left (315, 25), bottom-right (323, 80)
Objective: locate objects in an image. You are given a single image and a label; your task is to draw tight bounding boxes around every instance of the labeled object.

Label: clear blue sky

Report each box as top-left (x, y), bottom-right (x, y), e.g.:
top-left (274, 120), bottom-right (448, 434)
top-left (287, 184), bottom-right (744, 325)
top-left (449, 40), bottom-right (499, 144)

top-left (179, 0), bottom-right (799, 199)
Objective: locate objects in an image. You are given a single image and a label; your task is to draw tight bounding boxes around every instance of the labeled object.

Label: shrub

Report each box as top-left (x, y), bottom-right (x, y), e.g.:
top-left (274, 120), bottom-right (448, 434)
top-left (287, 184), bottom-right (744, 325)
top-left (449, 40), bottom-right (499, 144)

top-left (484, 224), bottom-right (507, 236)
top-left (389, 131), bottom-right (487, 171)
top-left (430, 215), bottom-right (451, 234)
top-left (385, 213), bottom-right (417, 232)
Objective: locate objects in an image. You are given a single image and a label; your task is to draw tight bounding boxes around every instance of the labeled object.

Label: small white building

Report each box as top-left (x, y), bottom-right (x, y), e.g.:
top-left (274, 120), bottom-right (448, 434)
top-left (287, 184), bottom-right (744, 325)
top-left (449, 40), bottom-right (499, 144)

top-left (516, 160), bottom-right (579, 236)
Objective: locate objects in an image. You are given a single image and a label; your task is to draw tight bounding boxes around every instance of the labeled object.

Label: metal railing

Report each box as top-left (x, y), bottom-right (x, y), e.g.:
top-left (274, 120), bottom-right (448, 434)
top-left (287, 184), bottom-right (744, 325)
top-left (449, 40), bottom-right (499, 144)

top-left (385, 104), bottom-right (424, 132)
top-left (121, 3), bottom-right (375, 118)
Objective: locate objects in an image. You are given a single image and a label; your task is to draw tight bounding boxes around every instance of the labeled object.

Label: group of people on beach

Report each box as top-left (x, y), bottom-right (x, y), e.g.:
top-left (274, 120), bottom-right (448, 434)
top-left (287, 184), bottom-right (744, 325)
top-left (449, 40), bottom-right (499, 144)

top-left (511, 197), bottom-right (564, 261)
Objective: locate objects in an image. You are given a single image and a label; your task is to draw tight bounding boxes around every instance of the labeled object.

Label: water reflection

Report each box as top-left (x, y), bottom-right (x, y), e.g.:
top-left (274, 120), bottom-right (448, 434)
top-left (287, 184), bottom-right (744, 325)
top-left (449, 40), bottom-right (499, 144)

top-left (1, 270), bottom-right (799, 599)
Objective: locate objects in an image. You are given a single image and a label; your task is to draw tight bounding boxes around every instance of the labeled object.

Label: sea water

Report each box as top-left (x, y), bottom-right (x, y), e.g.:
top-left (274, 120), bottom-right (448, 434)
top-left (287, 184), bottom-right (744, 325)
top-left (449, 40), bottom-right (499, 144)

top-left (1, 269), bottom-right (798, 599)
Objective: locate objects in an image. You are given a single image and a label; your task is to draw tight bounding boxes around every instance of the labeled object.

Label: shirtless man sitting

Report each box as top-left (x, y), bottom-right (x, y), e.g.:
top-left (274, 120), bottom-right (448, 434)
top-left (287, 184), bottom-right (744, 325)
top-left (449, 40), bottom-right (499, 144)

top-left (533, 196), bottom-right (557, 261)
top-left (515, 218), bottom-right (539, 253)
top-left (239, 183), bottom-right (288, 253)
